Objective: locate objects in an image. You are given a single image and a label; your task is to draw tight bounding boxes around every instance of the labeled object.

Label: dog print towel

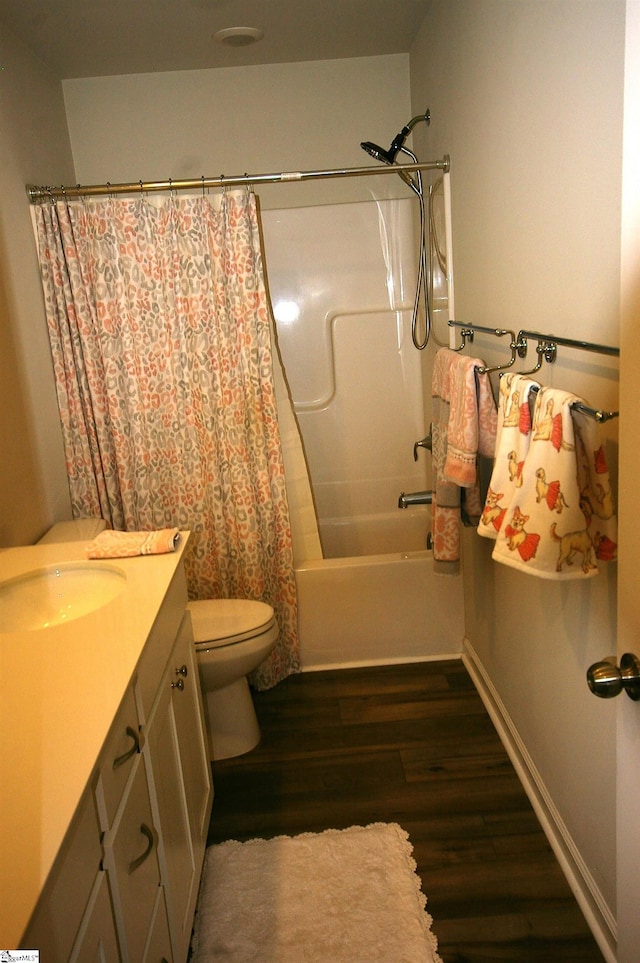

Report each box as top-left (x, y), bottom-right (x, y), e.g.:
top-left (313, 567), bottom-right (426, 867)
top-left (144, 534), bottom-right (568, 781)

top-left (491, 386), bottom-right (617, 579)
top-left (478, 373), bottom-right (540, 540)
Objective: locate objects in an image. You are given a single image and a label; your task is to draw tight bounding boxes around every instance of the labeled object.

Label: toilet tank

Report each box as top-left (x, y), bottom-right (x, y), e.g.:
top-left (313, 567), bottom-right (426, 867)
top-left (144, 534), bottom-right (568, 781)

top-left (37, 518), bottom-right (107, 544)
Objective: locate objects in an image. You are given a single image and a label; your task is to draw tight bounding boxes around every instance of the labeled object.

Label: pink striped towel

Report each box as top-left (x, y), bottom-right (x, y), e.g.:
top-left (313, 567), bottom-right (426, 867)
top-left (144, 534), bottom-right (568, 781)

top-left (431, 348), bottom-right (497, 575)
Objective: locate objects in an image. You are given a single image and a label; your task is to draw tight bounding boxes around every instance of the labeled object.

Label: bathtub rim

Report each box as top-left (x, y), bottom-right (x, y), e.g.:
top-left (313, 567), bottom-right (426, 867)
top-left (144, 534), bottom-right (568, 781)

top-left (295, 547), bottom-right (433, 572)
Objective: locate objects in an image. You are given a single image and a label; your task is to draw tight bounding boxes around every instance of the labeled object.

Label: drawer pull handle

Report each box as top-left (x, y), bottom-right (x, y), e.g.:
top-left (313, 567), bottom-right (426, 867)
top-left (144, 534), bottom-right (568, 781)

top-left (175, 664), bottom-right (188, 677)
top-left (112, 726), bottom-right (140, 770)
top-left (129, 822), bottom-right (155, 874)
top-left (171, 678), bottom-right (185, 691)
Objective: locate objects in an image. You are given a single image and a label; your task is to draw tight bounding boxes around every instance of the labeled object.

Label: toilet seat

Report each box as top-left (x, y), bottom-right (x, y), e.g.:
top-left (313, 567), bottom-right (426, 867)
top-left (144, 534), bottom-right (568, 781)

top-left (188, 599), bottom-right (276, 650)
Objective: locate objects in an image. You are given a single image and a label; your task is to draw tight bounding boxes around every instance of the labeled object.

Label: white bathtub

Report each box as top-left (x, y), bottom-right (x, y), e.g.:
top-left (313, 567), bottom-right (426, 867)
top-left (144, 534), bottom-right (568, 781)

top-left (296, 509), bottom-right (465, 671)
top-left (263, 196), bottom-right (464, 671)
top-left (318, 507), bottom-right (431, 558)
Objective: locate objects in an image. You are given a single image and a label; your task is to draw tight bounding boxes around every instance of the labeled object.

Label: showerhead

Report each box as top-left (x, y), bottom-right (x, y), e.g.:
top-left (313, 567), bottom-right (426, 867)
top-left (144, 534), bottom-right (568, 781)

top-left (360, 109), bottom-right (431, 166)
top-left (360, 141), bottom-right (397, 165)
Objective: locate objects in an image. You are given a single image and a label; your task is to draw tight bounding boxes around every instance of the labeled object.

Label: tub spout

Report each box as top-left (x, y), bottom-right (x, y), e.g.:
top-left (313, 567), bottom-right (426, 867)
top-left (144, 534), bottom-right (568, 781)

top-left (398, 490), bottom-right (433, 509)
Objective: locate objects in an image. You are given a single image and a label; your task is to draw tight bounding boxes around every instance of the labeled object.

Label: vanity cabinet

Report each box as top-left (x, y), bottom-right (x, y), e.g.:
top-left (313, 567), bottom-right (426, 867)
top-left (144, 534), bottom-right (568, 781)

top-left (19, 559), bottom-right (213, 962)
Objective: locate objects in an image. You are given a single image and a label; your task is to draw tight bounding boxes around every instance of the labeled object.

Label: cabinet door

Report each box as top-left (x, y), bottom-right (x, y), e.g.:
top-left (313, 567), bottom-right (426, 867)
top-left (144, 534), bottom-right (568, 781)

top-left (145, 668), bottom-right (196, 962)
top-left (142, 886), bottom-right (173, 963)
top-left (22, 788), bottom-right (104, 960)
top-left (69, 872), bottom-right (120, 962)
top-left (102, 754), bottom-right (161, 963)
top-left (171, 615), bottom-right (213, 851)
top-left (145, 616), bottom-right (212, 963)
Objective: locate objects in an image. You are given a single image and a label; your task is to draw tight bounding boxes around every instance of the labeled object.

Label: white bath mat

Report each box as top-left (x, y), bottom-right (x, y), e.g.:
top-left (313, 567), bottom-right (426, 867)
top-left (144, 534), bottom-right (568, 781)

top-left (190, 822), bottom-right (442, 963)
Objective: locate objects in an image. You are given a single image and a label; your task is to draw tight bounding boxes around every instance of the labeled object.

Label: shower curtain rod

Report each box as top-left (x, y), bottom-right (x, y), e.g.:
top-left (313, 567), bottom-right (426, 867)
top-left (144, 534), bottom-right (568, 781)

top-left (26, 156), bottom-right (451, 203)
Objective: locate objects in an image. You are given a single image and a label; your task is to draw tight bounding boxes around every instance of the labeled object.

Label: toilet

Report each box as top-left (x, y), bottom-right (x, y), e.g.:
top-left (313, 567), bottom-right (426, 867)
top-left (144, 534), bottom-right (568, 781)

top-left (187, 598), bottom-right (278, 761)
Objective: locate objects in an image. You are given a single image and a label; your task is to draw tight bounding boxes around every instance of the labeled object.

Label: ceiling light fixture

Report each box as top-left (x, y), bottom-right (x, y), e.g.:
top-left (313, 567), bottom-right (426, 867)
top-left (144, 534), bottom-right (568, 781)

top-left (213, 26), bottom-right (264, 47)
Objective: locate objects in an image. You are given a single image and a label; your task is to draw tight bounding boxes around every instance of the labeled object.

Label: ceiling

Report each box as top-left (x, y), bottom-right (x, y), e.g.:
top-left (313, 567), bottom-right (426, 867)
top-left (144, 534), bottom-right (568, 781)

top-left (0, 0), bottom-right (431, 80)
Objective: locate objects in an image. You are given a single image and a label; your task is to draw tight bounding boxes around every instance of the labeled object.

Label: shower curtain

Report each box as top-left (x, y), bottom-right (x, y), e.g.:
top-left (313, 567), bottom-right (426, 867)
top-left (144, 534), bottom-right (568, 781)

top-left (33, 189), bottom-right (300, 689)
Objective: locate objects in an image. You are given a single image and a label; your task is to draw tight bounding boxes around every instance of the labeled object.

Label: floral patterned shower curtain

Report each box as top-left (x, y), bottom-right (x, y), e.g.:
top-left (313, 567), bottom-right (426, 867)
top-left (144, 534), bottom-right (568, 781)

top-left (34, 189), bottom-right (300, 689)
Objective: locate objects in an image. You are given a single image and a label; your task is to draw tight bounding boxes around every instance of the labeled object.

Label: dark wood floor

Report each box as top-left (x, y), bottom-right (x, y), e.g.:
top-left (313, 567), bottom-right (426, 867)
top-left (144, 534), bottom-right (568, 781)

top-left (206, 660), bottom-right (605, 963)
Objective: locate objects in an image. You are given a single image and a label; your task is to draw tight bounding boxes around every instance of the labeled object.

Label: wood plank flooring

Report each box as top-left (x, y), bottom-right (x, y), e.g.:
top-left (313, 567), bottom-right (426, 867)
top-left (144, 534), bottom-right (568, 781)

top-left (206, 660), bottom-right (605, 962)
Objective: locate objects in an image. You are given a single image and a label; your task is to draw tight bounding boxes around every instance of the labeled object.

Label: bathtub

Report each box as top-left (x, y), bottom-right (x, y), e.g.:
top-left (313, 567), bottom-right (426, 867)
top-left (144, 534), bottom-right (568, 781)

top-left (318, 507), bottom-right (431, 558)
top-left (295, 509), bottom-right (465, 671)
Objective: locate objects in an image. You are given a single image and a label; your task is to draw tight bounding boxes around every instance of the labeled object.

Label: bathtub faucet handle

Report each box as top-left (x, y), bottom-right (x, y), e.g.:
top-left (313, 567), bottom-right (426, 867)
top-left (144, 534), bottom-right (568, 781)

top-left (413, 431), bottom-right (432, 461)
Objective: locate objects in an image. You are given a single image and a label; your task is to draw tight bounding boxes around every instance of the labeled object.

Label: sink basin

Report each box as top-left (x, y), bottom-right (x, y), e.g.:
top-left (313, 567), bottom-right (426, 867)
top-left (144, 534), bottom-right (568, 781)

top-left (0, 562), bottom-right (127, 632)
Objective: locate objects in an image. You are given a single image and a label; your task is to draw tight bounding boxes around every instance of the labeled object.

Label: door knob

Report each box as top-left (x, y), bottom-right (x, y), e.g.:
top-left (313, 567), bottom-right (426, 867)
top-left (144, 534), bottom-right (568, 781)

top-left (586, 653), bottom-right (640, 700)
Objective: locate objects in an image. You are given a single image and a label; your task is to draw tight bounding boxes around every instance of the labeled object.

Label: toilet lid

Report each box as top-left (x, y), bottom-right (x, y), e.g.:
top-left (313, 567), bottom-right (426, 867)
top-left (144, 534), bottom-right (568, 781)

top-left (187, 598), bottom-right (276, 647)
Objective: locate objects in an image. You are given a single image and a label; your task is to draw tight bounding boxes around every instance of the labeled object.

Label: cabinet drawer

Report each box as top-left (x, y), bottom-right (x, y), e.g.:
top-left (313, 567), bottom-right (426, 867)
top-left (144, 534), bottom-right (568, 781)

top-left (102, 754), bottom-right (161, 963)
top-left (96, 685), bottom-right (141, 830)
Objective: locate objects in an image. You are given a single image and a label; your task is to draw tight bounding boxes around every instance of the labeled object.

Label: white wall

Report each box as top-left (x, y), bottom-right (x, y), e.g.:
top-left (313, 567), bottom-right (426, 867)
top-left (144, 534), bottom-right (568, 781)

top-left (410, 0), bottom-right (624, 948)
top-left (62, 56), bottom-right (413, 209)
top-left (0, 22), bottom-right (75, 545)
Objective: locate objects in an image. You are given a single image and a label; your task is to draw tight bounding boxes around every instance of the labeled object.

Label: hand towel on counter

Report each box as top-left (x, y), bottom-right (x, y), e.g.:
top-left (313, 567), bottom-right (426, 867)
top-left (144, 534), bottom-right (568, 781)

top-left (478, 373), bottom-right (540, 539)
top-left (491, 387), bottom-right (617, 578)
top-left (431, 348), bottom-right (497, 575)
top-left (86, 528), bottom-right (181, 559)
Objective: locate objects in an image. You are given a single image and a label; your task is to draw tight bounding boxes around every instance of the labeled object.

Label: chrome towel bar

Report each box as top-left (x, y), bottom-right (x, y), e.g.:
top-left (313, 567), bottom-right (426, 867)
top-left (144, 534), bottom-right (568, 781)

top-left (447, 320), bottom-right (619, 421)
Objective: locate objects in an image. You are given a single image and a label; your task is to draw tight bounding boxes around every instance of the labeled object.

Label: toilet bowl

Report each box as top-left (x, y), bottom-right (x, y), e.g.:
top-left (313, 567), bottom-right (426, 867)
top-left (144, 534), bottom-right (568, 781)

top-left (187, 598), bottom-right (278, 761)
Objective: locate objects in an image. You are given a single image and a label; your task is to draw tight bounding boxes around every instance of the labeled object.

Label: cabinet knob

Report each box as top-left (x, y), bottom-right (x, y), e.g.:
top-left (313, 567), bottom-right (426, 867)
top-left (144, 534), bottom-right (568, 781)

top-left (171, 678), bottom-right (185, 691)
top-left (175, 664), bottom-right (188, 677)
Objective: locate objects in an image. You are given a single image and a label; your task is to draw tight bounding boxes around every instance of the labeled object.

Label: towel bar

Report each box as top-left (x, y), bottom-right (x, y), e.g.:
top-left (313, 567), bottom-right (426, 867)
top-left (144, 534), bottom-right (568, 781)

top-left (448, 320), bottom-right (620, 360)
top-left (447, 320), bottom-right (619, 421)
top-left (529, 386), bottom-right (618, 423)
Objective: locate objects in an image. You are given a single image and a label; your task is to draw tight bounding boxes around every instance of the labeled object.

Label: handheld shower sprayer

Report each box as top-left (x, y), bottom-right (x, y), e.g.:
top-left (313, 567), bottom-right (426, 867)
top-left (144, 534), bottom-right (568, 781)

top-left (360, 109), bottom-right (430, 194)
top-left (360, 109), bottom-right (434, 350)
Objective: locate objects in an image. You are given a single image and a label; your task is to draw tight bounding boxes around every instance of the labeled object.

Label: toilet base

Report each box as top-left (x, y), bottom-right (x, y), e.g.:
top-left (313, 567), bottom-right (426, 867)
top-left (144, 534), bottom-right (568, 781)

top-left (204, 676), bottom-right (261, 761)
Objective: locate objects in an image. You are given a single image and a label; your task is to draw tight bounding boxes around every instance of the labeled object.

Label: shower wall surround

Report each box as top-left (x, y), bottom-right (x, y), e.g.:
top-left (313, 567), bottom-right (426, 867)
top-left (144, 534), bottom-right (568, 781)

top-left (261, 197), bottom-right (464, 668)
top-left (261, 198), bottom-right (429, 559)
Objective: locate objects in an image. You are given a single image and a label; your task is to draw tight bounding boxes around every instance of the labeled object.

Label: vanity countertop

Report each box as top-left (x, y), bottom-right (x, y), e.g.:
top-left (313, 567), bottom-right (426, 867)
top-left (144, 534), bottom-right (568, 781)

top-left (0, 534), bottom-right (191, 949)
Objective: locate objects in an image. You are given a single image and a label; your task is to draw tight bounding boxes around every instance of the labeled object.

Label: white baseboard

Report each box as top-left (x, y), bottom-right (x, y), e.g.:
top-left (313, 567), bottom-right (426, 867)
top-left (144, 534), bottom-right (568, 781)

top-left (300, 651), bottom-right (462, 673)
top-left (463, 638), bottom-right (616, 963)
